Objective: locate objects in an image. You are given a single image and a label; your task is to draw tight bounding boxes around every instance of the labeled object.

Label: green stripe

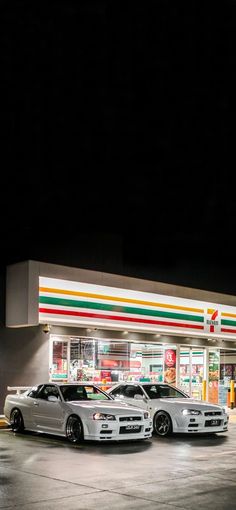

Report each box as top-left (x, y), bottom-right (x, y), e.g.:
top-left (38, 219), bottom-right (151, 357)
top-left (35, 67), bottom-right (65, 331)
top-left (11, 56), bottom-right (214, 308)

top-left (181, 351), bottom-right (204, 355)
top-left (221, 319), bottom-right (236, 327)
top-left (39, 296), bottom-right (204, 323)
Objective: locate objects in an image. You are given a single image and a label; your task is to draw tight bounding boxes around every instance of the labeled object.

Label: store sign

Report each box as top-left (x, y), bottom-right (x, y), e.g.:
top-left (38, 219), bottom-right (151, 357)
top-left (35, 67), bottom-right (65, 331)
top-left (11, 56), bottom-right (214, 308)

top-left (206, 309), bottom-right (219, 333)
top-left (38, 276), bottom-right (236, 338)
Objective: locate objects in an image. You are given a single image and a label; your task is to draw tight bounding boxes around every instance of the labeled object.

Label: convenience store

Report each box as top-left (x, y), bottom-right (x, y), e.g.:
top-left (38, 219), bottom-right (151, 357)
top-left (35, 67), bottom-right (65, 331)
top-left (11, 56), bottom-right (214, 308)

top-left (3, 259), bottom-right (236, 411)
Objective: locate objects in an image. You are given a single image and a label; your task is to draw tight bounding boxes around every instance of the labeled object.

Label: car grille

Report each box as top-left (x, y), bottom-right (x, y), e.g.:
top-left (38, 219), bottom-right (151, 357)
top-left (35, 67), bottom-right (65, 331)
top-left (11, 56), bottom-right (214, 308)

top-left (204, 411), bottom-right (222, 416)
top-left (119, 416), bottom-right (142, 422)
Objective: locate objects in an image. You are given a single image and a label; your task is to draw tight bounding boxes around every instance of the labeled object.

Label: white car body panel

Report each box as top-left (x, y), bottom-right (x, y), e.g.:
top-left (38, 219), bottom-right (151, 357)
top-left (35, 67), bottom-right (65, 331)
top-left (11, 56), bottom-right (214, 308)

top-left (107, 383), bottom-right (229, 435)
top-left (4, 384), bottom-right (153, 442)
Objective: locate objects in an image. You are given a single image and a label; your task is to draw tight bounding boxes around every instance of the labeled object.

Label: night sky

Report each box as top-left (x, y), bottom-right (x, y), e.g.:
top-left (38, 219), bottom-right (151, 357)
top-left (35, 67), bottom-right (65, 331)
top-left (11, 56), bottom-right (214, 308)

top-left (1, 1), bottom-right (236, 295)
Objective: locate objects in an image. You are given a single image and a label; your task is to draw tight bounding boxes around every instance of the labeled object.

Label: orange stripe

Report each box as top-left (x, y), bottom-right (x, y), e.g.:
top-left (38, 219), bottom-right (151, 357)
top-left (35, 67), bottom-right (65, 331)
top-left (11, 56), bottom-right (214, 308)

top-left (39, 287), bottom-right (204, 313)
top-left (222, 312), bottom-right (236, 318)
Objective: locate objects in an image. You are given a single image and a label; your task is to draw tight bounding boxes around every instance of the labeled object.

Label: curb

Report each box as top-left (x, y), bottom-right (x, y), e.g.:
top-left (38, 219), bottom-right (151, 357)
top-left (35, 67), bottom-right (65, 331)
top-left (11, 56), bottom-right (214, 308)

top-left (0, 419), bottom-right (8, 429)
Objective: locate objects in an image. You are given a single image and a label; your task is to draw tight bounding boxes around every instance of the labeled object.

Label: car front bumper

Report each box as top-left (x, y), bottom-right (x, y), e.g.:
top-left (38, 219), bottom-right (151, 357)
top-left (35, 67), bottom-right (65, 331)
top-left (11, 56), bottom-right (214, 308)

top-left (173, 414), bottom-right (229, 433)
top-left (83, 418), bottom-right (153, 441)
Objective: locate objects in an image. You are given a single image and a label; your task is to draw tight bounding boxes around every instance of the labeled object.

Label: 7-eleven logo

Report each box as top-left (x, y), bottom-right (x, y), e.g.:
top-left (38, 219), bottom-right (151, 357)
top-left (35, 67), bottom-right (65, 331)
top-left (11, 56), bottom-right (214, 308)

top-left (206, 309), bottom-right (219, 332)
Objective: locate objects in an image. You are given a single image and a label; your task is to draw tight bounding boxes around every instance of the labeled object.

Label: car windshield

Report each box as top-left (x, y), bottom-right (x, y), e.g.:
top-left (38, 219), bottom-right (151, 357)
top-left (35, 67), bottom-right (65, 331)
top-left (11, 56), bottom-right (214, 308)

top-left (144, 384), bottom-right (189, 399)
top-left (60, 385), bottom-right (112, 402)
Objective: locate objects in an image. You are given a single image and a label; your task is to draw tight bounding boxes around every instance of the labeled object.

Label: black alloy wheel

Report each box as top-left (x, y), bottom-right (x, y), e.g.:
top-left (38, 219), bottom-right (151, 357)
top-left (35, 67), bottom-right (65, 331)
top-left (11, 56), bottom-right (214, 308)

top-left (66, 415), bottom-right (84, 444)
top-left (10, 409), bottom-right (25, 433)
top-left (153, 411), bottom-right (172, 436)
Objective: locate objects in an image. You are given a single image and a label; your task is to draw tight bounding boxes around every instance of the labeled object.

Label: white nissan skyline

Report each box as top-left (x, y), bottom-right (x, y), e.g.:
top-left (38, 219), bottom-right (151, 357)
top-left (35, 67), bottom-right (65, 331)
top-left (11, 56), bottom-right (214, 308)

top-left (107, 382), bottom-right (229, 436)
top-left (4, 383), bottom-right (153, 443)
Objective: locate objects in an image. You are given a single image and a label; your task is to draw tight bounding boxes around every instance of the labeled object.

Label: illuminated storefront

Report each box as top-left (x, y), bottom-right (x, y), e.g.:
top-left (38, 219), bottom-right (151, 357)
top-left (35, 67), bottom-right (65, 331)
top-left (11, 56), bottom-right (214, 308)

top-left (4, 260), bottom-right (236, 409)
top-left (48, 334), bottom-right (236, 406)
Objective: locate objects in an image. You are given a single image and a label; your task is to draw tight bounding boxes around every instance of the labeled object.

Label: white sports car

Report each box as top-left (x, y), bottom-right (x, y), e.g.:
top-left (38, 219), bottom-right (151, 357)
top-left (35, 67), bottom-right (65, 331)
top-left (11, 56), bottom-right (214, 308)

top-left (107, 382), bottom-right (229, 436)
top-left (4, 383), bottom-right (153, 443)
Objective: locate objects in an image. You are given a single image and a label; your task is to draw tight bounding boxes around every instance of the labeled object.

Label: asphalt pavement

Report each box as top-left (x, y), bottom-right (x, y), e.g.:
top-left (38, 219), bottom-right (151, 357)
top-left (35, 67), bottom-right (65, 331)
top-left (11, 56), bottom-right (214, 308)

top-left (1, 416), bottom-right (236, 509)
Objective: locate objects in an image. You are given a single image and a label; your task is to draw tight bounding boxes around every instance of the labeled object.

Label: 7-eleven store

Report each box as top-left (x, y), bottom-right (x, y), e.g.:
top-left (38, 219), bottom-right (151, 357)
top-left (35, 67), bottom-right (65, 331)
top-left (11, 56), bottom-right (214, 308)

top-left (4, 260), bottom-right (236, 410)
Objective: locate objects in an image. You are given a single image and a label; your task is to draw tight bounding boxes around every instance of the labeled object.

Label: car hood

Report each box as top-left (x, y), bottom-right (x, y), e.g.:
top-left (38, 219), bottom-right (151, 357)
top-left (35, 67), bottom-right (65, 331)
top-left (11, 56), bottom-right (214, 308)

top-left (158, 398), bottom-right (224, 411)
top-left (67, 400), bottom-right (145, 415)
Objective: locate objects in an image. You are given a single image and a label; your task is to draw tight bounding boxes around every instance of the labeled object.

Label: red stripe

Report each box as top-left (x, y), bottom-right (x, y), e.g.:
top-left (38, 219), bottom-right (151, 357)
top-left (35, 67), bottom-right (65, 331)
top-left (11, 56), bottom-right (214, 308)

top-left (39, 307), bottom-right (204, 330)
top-left (221, 328), bottom-right (236, 334)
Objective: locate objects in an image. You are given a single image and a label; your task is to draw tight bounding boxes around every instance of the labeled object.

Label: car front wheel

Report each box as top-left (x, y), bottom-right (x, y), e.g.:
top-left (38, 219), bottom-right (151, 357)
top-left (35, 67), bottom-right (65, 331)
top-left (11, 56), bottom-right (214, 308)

top-left (10, 409), bottom-right (25, 433)
top-left (66, 415), bottom-right (84, 444)
top-left (153, 411), bottom-right (172, 436)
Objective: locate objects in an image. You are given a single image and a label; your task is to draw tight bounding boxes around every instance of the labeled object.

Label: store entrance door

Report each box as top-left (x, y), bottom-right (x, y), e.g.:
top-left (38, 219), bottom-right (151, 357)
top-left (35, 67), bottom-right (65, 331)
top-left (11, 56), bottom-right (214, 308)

top-left (179, 348), bottom-right (205, 400)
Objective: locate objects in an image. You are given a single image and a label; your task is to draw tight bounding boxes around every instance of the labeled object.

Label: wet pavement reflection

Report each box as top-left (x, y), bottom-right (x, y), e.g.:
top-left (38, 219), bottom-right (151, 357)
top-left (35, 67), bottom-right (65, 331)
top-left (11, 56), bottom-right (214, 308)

top-left (1, 422), bottom-right (236, 509)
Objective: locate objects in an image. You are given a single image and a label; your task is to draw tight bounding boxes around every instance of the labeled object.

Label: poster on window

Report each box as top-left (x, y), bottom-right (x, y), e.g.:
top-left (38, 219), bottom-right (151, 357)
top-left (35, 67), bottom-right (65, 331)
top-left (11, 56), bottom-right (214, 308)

top-left (164, 349), bottom-right (176, 384)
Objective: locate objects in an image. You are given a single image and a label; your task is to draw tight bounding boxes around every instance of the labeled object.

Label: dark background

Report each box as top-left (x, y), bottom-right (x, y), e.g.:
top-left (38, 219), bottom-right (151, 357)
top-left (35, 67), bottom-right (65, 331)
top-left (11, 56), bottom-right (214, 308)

top-left (1, 0), bottom-right (236, 294)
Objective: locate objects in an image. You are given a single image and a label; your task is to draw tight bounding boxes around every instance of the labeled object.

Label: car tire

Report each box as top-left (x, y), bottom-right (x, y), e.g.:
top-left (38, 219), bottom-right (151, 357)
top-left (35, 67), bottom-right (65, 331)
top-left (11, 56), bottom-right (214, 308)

top-left (153, 411), bottom-right (172, 436)
top-left (10, 409), bottom-right (25, 433)
top-left (66, 415), bottom-right (84, 444)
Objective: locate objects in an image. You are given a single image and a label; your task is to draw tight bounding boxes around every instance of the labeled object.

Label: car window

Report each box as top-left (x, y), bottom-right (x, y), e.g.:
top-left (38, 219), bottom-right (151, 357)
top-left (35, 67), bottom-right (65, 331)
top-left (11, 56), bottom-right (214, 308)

top-left (111, 385), bottom-right (144, 399)
top-left (142, 384), bottom-right (188, 399)
top-left (144, 385), bottom-right (162, 399)
top-left (152, 385), bottom-right (188, 399)
top-left (61, 385), bottom-right (87, 401)
top-left (84, 386), bottom-right (110, 400)
top-left (60, 385), bottom-right (111, 401)
top-left (37, 385), bottom-right (60, 401)
top-left (28, 385), bottom-right (44, 398)
top-left (110, 386), bottom-right (124, 398)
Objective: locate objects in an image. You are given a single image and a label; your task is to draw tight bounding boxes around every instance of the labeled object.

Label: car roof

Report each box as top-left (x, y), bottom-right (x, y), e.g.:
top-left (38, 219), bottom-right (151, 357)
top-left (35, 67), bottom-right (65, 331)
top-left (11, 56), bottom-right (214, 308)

top-left (32, 382), bottom-right (100, 387)
top-left (57, 382), bottom-right (99, 386)
top-left (113, 382), bottom-right (169, 386)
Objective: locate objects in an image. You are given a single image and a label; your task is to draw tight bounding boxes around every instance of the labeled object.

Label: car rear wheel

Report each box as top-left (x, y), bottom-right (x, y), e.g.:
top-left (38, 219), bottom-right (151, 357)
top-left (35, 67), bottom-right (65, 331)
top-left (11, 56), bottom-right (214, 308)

top-left (66, 415), bottom-right (84, 444)
top-left (153, 411), bottom-right (172, 436)
top-left (10, 409), bottom-right (25, 433)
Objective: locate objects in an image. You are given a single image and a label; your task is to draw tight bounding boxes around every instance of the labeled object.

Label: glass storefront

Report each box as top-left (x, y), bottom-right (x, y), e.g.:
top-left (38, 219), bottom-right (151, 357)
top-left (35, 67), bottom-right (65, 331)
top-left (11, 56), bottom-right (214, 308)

top-left (49, 335), bottom-right (236, 405)
top-left (208, 349), bottom-right (220, 404)
top-left (50, 336), bottom-right (177, 386)
top-left (179, 348), bottom-right (205, 400)
top-left (219, 349), bottom-right (236, 406)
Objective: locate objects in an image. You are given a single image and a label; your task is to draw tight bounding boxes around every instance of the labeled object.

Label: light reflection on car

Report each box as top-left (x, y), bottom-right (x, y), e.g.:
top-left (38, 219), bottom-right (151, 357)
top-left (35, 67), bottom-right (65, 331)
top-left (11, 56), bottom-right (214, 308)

top-left (107, 382), bottom-right (229, 436)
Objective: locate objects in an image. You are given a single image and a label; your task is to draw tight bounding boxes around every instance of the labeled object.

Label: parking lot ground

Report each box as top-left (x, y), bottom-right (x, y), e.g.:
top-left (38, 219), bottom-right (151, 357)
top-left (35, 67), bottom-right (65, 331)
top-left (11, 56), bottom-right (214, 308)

top-left (1, 419), bottom-right (236, 510)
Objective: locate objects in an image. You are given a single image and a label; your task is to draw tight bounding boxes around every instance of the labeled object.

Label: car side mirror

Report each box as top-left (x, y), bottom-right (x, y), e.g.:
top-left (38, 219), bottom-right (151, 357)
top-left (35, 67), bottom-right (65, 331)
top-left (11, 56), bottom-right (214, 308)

top-left (134, 394), bottom-right (144, 400)
top-left (48, 395), bottom-right (59, 402)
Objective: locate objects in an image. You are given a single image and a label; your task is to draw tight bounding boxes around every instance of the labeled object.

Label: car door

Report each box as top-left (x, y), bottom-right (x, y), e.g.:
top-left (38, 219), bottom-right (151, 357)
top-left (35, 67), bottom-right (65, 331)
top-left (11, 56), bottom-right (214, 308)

top-left (112, 384), bottom-right (149, 411)
top-left (30, 384), bottom-right (65, 433)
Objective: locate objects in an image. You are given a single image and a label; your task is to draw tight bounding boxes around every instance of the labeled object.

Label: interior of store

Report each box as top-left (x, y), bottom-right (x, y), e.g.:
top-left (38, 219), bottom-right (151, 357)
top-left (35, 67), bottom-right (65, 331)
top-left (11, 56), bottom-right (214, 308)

top-left (50, 335), bottom-right (236, 406)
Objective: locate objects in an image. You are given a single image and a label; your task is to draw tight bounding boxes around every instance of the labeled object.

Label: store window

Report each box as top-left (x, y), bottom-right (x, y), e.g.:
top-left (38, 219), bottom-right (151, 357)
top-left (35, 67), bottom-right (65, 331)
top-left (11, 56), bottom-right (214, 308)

top-left (51, 340), bottom-right (68, 380)
top-left (208, 349), bottom-right (220, 404)
top-left (219, 349), bottom-right (236, 406)
top-left (50, 336), bottom-right (177, 386)
top-left (179, 348), bottom-right (205, 400)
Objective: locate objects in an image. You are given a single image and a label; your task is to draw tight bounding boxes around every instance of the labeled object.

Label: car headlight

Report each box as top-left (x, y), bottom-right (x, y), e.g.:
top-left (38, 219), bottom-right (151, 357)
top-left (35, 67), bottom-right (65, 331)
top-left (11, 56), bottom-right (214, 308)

top-left (222, 407), bottom-right (228, 415)
top-left (144, 411), bottom-right (150, 419)
top-left (182, 409), bottom-right (202, 416)
top-left (93, 412), bottom-right (116, 421)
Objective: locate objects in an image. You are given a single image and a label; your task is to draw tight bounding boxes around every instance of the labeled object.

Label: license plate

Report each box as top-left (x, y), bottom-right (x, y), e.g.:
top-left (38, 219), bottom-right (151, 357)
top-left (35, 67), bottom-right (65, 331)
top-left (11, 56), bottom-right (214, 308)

top-left (120, 425), bottom-right (141, 434)
top-left (205, 419), bottom-right (221, 427)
